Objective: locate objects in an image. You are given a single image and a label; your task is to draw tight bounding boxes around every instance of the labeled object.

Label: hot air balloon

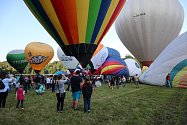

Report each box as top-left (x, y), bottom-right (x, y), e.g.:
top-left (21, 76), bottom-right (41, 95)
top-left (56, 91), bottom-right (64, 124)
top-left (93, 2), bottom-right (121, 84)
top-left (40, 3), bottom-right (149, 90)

top-left (101, 57), bottom-right (129, 76)
top-left (107, 47), bottom-right (121, 58)
top-left (6, 49), bottom-right (28, 74)
top-left (24, 0), bottom-right (126, 67)
top-left (115, 0), bottom-right (184, 66)
top-left (139, 32), bottom-right (187, 88)
top-left (24, 42), bottom-right (54, 73)
top-left (90, 44), bottom-right (108, 70)
top-left (93, 47), bottom-right (122, 74)
top-left (123, 58), bottom-right (142, 76)
top-left (57, 47), bottom-right (79, 71)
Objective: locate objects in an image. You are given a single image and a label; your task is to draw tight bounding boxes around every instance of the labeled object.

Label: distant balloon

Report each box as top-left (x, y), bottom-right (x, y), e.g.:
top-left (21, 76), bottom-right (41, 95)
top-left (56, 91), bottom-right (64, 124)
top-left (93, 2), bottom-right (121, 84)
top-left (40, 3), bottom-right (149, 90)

top-left (115, 0), bottom-right (184, 66)
top-left (139, 32), bottom-right (187, 88)
top-left (24, 42), bottom-right (54, 73)
top-left (57, 47), bottom-right (79, 70)
top-left (24, 0), bottom-right (126, 67)
top-left (91, 44), bottom-right (108, 70)
top-left (6, 49), bottom-right (28, 74)
top-left (124, 58), bottom-right (141, 76)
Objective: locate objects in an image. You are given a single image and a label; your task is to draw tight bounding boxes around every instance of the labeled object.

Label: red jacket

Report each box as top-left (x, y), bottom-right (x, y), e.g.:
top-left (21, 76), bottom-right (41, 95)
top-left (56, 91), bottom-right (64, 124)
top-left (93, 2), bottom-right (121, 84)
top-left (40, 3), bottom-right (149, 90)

top-left (16, 88), bottom-right (25, 100)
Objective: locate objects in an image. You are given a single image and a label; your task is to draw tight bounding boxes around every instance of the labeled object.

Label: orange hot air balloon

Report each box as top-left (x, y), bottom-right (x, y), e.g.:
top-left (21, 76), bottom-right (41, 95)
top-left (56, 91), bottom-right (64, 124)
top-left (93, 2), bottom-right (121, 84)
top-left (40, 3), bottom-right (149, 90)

top-left (24, 0), bottom-right (126, 67)
top-left (24, 42), bottom-right (54, 73)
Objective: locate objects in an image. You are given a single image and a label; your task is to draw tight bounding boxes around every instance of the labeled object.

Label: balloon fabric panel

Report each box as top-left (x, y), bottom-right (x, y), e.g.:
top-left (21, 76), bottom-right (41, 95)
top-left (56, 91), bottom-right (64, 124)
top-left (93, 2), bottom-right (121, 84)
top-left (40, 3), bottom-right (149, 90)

top-left (24, 0), bottom-right (125, 45)
top-left (98, 0), bottom-right (126, 43)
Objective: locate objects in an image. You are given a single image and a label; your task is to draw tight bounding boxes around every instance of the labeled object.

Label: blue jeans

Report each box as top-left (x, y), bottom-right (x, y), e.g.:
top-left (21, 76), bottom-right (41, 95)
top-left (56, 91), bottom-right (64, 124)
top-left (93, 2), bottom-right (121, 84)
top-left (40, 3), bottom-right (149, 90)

top-left (84, 98), bottom-right (91, 112)
top-left (8, 85), bottom-right (12, 93)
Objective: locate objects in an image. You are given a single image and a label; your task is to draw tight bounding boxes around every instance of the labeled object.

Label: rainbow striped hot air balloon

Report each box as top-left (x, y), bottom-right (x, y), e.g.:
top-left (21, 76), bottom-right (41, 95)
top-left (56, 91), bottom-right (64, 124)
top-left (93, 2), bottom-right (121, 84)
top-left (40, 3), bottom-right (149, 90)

top-left (24, 0), bottom-right (126, 67)
top-left (101, 57), bottom-right (129, 76)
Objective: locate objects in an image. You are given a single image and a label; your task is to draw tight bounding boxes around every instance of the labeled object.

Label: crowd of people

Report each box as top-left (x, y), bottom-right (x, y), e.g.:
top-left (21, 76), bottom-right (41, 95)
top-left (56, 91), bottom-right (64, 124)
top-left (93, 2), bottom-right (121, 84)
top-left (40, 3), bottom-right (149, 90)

top-left (0, 71), bottom-right (142, 113)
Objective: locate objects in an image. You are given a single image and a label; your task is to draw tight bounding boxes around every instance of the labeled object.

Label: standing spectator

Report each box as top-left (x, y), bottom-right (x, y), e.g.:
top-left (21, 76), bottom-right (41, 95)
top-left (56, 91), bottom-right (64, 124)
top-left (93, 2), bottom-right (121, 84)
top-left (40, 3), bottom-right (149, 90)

top-left (0, 74), bottom-right (14, 108)
top-left (16, 85), bottom-right (25, 110)
top-left (70, 70), bottom-right (83, 110)
top-left (134, 74), bottom-right (139, 88)
top-left (15, 78), bottom-right (20, 93)
top-left (166, 73), bottom-right (172, 87)
top-left (110, 76), bottom-right (116, 90)
top-left (56, 75), bottom-right (67, 113)
top-left (52, 75), bottom-right (57, 93)
top-left (46, 76), bottom-right (51, 90)
top-left (82, 77), bottom-right (93, 113)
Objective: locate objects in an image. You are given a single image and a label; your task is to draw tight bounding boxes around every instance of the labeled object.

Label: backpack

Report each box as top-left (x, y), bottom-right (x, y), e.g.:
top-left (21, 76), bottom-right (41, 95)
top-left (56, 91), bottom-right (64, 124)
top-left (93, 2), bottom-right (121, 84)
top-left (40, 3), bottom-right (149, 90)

top-left (0, 80), bottom-right (5, 89)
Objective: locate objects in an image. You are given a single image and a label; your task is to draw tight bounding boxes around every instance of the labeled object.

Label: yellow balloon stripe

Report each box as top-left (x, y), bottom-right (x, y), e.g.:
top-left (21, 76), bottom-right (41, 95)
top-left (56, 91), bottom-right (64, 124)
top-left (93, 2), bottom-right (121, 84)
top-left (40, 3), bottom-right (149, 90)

top-left (40, 0), bottom-right (68, 45)
top-left (94, 0), bottom-right (119, 44)
top-left (76, 0), bottom-right (89, 43)
top-left (101, 65), bottom-right (124, 74)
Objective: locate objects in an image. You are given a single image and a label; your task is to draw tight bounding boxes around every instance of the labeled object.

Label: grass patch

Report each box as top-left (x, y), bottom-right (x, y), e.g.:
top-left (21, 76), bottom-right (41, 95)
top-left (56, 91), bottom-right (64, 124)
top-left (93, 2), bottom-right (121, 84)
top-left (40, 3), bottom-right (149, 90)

top-left (0, 83), bottom-right (187, 125)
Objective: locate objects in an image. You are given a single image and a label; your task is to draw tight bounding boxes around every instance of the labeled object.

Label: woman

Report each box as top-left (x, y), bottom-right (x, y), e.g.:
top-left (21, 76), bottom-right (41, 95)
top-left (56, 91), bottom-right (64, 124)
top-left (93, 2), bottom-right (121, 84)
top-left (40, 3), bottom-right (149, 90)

top-left (56, 75), bottom-right (67, 113)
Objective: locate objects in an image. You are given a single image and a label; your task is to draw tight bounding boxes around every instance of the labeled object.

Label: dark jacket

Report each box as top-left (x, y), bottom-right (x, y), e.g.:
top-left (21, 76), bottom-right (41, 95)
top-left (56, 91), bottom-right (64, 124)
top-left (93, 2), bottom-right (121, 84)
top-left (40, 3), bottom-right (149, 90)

top-left (82, 82), bottom-right (93, 99)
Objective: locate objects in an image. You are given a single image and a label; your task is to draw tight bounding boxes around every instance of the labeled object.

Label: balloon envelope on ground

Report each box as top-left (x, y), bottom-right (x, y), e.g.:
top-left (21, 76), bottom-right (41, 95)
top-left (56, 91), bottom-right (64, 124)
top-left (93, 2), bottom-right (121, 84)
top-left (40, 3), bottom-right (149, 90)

top-left (6, 49), bottom-right (28, 74)
top-left (107, 47), bottom-right (121, 58)
top-left (115, 0), bottom-right (184, 66)
top-left (124, 58), bottom-right (142, 76)
top-left (139, 32), bottom-right (187, 88)
top-left (91, 44), bottom-right (108, 70)
top-left (24, 0), bottom-right (126, 67)
top-left (24, 42), bottom-right (54, 73)
top-left (101, 57), bottom-right (129, 76)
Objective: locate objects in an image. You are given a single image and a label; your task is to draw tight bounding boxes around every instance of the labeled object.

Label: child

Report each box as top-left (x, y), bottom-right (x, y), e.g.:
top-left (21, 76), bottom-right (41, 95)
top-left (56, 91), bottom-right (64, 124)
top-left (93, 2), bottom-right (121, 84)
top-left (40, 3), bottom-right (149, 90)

top-left (16, 85), bottom-right (25, 110)
top-left (82, 77), bottom-right (93, 113)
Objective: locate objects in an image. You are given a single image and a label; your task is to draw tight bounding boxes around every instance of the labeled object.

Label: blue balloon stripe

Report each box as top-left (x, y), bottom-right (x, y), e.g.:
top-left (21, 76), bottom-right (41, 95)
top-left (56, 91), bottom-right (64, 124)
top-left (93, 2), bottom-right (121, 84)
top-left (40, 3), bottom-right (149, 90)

top-left (90, 0), bottom-right (112, 44)
top-left (30, 0), bottom-right (65, 47)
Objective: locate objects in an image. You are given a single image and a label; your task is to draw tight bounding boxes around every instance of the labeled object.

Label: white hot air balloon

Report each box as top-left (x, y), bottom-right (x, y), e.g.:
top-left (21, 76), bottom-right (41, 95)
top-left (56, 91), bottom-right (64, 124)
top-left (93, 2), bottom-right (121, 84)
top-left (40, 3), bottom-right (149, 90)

top-left (57, 47), bottom-right (79, 70)
top-left (139, 32), bottom-right (187, 88)
top-left (115, 0), bottom-right (184, 66)
top-left (124, 58), bottom-right (142, 76)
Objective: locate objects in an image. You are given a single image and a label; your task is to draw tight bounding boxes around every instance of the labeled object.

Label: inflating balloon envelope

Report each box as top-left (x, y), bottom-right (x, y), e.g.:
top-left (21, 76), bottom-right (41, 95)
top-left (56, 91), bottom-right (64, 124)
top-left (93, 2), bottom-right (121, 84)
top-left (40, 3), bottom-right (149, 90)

top-left (24, 42), bottom-right (54, 73)
top-left (6, 49), bottom-right (28, 74)
top-left (24, 0), bottom-right (126, 67)
top-left (115, 0), bottom-right (184, 66)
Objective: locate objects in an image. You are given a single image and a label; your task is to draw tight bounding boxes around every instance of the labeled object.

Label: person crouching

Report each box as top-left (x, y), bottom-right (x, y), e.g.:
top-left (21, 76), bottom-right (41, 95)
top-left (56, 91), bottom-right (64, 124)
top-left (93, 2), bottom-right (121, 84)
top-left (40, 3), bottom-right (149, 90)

top-left (82, 77), bottom-right (93, 113)
top-left (16, 85), bottom-right (25, 110)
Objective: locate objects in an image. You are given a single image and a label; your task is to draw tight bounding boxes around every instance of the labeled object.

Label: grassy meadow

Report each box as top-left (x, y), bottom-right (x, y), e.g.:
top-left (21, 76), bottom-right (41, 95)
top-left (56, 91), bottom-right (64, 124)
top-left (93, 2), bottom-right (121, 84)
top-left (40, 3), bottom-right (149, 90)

top-left (0, 83), bottom-right (187, 125)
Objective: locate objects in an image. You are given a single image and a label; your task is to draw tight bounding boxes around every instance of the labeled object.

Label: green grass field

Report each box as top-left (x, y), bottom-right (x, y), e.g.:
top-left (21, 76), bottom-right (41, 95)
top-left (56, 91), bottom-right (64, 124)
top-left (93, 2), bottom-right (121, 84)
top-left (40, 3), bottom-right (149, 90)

top-left (0, 83), bottom-right (187, 125)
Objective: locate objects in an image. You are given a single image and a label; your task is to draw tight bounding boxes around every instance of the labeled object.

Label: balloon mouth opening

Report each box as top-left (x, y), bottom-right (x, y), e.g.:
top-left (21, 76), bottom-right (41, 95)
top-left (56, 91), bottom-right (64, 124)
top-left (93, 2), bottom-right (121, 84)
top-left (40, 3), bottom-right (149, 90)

top-left (140, 61), bottom-right (153, 67)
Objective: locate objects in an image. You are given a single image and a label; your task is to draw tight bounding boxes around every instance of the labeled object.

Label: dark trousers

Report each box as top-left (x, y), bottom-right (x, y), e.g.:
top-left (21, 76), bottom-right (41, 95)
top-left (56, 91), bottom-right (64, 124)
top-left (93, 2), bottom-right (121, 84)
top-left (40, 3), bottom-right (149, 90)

top-left (16, 100), bottom-right (24, 108)
top-left (52, 84), bottom-right (55, 92)
top-left (0, 90), bottom-right (8, 108)
top-left (84, 97), bottom-right (91, 112)
top-left (56, 92), bottom-right (66, 111)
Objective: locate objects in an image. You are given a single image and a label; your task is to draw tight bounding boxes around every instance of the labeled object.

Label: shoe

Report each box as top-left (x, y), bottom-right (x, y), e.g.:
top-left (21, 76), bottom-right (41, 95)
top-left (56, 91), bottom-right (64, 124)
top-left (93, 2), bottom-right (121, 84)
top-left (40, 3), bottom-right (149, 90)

top-left (21, 108), bottom-right (24, 110)
top-left (57, 111), bottom-right (60, 113)
top-left (74, 108), bottom-right (77, 110)
top-left (60, 111), bottom-right (63, 113)
top-left (16, 108), bottom-right (19, 110)
top-left (88, 110), bottom-right (90, 113)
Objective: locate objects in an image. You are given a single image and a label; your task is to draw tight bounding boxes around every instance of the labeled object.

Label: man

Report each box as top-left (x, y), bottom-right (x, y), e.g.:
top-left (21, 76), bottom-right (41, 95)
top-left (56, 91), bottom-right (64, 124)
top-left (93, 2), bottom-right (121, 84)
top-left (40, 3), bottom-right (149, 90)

top-left (70, 70), bottom-right (83, 110)
top-left (134, 74), bottom-right (139, 88)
